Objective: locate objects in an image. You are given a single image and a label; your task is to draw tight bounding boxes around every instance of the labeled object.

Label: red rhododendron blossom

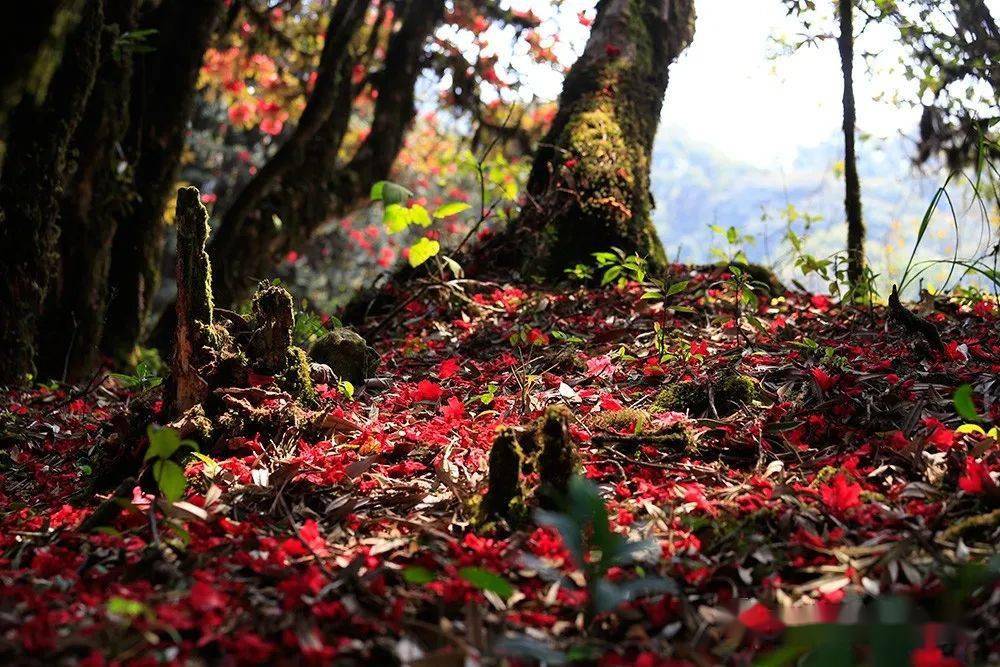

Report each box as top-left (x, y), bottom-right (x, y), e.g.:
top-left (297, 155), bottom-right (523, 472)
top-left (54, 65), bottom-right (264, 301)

top-left (810, 367), bottom-right (838, 392)
top-left (738, 603), bottom-right (785, 635)
top-left (441, 396), bottom-right (465, 423)
top-left (413, 380), bottom-right (443, 402)
top-left (438, 357), bottom-right (461, 379)
top-left (958, 457), bottom-right (994, 494)
top-left (818, 474), bottom-right (862, 514)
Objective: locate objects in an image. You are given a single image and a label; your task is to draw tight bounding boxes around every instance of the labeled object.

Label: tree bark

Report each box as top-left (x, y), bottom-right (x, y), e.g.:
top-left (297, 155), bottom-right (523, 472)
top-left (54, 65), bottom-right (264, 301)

top-left (0, 0), bottom-right (86, 170)
top-left (838, 0), bottom-right (865, 288)
top-left (38, 0), bottom-right (141, 381)
top-left (101, 0), bottom-right (225, 366)
top-left (207, 0), bottom-right (446, 310)
top-left (209, 0), bottom-right (371, 309)
top-left (511, 0), bottom-right (695, 277)
top-left (0, 0), bottom-right (103, 385)
top-left (171, 187), bottom-right (214, 413)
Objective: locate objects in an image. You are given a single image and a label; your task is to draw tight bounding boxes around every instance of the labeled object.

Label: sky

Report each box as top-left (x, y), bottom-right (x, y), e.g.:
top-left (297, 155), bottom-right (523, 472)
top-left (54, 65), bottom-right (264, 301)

top-left (661, 0), bottom-right (920, 166)
top-left (511, 0), bottom-right (925, 164)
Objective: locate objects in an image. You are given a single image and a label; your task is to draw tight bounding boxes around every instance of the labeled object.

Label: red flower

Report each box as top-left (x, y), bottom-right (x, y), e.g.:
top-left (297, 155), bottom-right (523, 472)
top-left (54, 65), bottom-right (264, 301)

top-left (958, 457), bottom-right (994, 494)
top-left (910, 645), bottom-right (961, 667)
top-left (441, 396), bottom-right (465, 423)
top-left (227, 102), bottom-right (253, 125)
top-left (189, 580), bottom-right (226, 612)
top-left (818, 474), bottom-right (862, 514)
top-left (605, 43), bottom-right (622, 58)
top-left (413, 380), bottom-right (443, 402)
top-left (438, 357), bottom-right (461, 379)
top-left (738, 602), bottom-right (784, 635)
top-left (810, 367), bottom-right (838, 392)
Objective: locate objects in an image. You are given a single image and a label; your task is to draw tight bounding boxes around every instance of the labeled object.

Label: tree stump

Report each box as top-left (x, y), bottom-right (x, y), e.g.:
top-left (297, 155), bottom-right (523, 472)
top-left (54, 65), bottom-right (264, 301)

top-left (171, 187), bottom-right (213, 413)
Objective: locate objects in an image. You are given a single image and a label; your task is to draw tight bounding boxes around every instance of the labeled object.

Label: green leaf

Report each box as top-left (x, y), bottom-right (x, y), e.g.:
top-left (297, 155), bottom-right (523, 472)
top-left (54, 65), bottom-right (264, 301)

top-left (383, 203), bottom-right (411, 234)
top-left (145, 426), bottom-right (197, 462)
top-left (191, 452), bottom-right (220, 477)
top-left (666, 280), bottom-right (689, 296)
top-left (409, 204), bottom-right (432, 227)
top-left (338, 380), bottom-right (355, 399)
top-left (370, 180), bottom-right (412, 205)
top-left (402, 566), bottom-right (435, 584)
top-left (408, 237), bottom-right (440, 267)
top-left (106, 597), bottom-right (148, 619)
top-left (153, 459), bottom-right (187, 502)
top-left (434, 201), bottom-right (471, 218)
top-left (145, 426), bottom-right (181, 461)
top-left (458, 567), bottom-right (514, 598)
top-left (591, 579), bottom-right (626, 614)
top-left (954, 384), bottom-right (982, 422)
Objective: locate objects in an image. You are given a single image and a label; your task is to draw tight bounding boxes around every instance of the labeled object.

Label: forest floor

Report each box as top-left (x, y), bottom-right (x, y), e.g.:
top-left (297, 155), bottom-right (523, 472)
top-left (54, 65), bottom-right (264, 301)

top-left (1, 267), bottom-right (998, 666)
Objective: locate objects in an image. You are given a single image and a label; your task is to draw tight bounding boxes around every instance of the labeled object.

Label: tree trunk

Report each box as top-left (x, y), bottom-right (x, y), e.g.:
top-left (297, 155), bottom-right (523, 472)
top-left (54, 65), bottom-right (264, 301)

top-left (171, 187), bottom-right (214, 413)
top-left (0, 0), bottom-right (103, 385)
top-left (0, 0), bottom-right (86, 169)
top-left (101, 0), bottom-right (225, 366)
top-left (208, 0), bottom-right (371, 309)
top-left (838, 0), bottom-right (865, 288)
top-left (511, 0), bottom-right (695, 277)
top-left (38, 0), bottom-right (141, 382)
top-left (207, 0), bottom-right (446, 310)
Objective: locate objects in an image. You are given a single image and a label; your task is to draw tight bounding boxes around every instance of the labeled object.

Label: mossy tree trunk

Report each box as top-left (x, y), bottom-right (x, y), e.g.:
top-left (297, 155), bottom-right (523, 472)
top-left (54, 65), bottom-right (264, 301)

top-left (0, 0), bottom-right (86, 169)
top-left (171, 187), bottom-right (214, 413)
top-left (838, 0), bottom-right (865, 288)
top-left (101, 0), bottom-right (225, 366)
top-left (513, 0), bottom-right (695, 277)
top-left (38, 0), bottom-right (141, 381)
top-left (207, 0), bottom-right (372, 309)
top-left (208, 0), bottom-right (445, 310)
top-left (0, 0), bottom-right (103, 385)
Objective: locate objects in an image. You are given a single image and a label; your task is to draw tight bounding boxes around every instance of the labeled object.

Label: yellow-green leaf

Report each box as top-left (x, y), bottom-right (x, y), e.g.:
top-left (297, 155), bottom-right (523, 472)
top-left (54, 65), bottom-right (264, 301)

top-left (384, 204), bottom-right (411, 234)
top-left (408, 237), bottom-right (440, 267)
top-left (434, 202), bottom-right (471, 219)
top-left (409, 204), bottom-right (432, 227)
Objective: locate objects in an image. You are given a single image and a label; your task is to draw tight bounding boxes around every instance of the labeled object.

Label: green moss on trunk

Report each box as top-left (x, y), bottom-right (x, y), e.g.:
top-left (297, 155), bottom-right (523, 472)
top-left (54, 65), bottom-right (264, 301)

top-left (514, 0), bottom-right (695, 277)
top-left (536, 405), bottom-right (579, 506)
top-left (38, 1), bottom-right (141, 381)
top-left (653, 373), bottom-right (758, 417)
top-left (482, 427), bottom-right (525, 520)
top-left (101, 0), bottom-right (225, 365)
top-left (0, 0), bottom-right (102, 385)
top-left (171, 187), bottom-right (213, 413)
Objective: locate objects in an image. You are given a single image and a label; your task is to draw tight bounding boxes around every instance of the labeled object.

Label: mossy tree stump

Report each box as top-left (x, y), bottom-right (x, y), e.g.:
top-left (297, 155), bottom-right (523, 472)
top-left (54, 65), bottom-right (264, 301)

top-left (171, 187), bottom-right (213, 413)
top-left (513, 0), bottom-right (695, 277)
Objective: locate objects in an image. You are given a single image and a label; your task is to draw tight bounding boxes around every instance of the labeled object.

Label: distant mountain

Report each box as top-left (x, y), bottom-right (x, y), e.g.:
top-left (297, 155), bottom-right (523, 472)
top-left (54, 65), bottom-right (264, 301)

top-left (647, 129), bottom-right (991, 291)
